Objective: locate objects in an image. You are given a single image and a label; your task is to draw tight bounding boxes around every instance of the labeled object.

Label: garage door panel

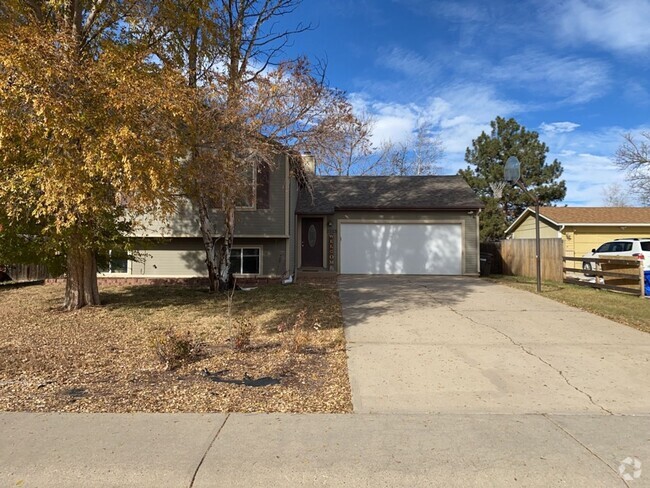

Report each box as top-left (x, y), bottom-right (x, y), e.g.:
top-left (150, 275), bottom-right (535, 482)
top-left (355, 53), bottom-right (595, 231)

top-left (340, 223), bottom-right (462, 275)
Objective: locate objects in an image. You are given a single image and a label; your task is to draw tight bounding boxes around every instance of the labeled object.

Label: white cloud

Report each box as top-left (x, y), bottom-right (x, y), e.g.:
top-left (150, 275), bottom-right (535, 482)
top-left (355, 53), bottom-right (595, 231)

top-left (425, 1), bottom-right (490, 22)
top-left (350, 83), bottom-right (523, 172)
top-left (540, 122), bottom-right (581, 134)
top-left (554, 151), bottom-right (625, 205)
top-left (490, 51), bottom-right (610, 104)
top-left (377, 46), bottom-right (437, 79)
top-left (542, 126), bottom-right (650, 206)
top-left (422, 83), bottom-right (523, 155)
top-left (348, 94), bottom-right (419, 145)
top-left (350, 82), bottom-right (650, 206)
top-left (555, 0), bottom-right (650, 53)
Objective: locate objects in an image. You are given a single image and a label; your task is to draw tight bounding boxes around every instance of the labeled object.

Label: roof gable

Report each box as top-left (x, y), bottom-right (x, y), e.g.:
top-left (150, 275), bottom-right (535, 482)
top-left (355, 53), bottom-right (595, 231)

top-left (506, 206), bottom-right (650, 236)
top-left (296, 176), bottom-right (484, 214)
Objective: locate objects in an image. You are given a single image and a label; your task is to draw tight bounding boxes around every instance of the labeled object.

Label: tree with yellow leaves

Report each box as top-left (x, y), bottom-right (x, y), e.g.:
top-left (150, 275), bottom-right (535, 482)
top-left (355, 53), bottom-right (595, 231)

top-left (155, 0), bottom-right (354, 292)
top-left (0, 2), bottom-right (189, 310)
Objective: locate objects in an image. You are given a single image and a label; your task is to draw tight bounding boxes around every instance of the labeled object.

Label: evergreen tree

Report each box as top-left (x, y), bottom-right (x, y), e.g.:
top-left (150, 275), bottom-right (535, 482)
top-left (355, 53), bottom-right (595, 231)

top-left (459, 117), bottom-right (566, 241)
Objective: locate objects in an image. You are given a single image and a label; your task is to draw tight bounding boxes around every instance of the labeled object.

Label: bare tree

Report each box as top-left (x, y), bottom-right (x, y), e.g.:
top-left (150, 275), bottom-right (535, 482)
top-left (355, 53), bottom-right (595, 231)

top-left (602, 182), bottom-right (631, 207)
top-left (314, 116), bottom-right (443, 177)
top-left (157, 0), bottom-right (351, 291)
top-left (390, 122), bottom-right (443, 176)
top-left (615, 132), bottom-right (650, 205)
top-left (312, 111), bottom-right (401, 176)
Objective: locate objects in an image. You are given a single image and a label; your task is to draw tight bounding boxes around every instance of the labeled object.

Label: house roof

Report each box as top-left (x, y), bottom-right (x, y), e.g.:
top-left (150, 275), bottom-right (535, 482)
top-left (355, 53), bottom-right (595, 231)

top-left (296, 175), bottom-right (484, 214)
top-left (537, 207), bottom-right (650, 224)
top-left (506, 206), bottom-right (650, 235)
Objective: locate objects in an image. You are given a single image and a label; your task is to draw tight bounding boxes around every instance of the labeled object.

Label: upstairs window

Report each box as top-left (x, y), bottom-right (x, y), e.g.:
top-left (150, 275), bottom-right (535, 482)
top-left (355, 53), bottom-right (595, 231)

top-left (235, 163), bottom-right (256, 209)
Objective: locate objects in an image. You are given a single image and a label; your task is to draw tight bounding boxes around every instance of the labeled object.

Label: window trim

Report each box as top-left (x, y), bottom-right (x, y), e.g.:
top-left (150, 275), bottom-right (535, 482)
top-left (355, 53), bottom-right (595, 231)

top-left (235, 163), bottom-right (257, 211)
top-left (98, 250), bottom-right (131, 275)
top-left (230, 246), bottom-right (262, 276)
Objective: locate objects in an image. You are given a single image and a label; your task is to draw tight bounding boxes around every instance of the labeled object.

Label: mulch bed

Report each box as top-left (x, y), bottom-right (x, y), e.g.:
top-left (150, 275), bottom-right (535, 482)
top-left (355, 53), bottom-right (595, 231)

top-left (0, 282), bottom-right (352, 413)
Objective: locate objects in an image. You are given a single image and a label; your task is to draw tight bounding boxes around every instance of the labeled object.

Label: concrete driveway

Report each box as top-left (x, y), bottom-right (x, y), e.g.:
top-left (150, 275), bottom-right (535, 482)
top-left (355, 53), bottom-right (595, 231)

top-left (2, 277), bottom-right (650, 487)
top-left (340, 276), bottom-right (650, 415)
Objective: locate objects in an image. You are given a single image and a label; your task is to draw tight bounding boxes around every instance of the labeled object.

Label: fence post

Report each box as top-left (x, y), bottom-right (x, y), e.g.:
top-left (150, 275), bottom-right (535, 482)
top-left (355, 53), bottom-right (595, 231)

top-left (641, 262), bottom-right (646, 298)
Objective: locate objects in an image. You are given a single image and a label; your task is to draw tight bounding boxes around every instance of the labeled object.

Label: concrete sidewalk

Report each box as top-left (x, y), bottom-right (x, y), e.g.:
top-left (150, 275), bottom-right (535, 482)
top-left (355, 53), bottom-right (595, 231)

top-left (340, 276), bottom-right (650, 415)
top-left (2, 412), bottom-right (648, 487)
top-left (3, 276), bottom-right (649, 487)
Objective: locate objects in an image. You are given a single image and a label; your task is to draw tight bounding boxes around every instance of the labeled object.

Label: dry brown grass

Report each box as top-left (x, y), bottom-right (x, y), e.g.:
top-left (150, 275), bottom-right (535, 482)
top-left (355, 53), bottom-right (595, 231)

top-left (0, 282), bottom-right (352, 413)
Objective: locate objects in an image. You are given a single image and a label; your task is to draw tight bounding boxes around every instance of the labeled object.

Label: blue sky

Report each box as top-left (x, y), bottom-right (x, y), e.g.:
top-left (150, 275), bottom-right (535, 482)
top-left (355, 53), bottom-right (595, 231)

top-left (278, 0), bottom-right (650, 206)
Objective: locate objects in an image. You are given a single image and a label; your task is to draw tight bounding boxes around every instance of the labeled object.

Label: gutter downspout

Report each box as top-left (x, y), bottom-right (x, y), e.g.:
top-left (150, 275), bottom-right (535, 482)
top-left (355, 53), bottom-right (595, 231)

top-left (294, 210), bottom-right (299, 282)
top-left (477, 208), bottom-right (482, 275)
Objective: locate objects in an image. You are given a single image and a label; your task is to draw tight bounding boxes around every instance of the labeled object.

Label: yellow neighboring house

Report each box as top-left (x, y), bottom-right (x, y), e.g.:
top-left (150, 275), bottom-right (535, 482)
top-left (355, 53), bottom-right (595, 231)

top-left (505, 207), bottom-right (650, 257)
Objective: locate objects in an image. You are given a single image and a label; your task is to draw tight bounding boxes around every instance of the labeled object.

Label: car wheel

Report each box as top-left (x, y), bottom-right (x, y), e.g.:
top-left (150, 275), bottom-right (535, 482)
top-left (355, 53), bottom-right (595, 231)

top-left (582, 262), bottom-right (593, 277)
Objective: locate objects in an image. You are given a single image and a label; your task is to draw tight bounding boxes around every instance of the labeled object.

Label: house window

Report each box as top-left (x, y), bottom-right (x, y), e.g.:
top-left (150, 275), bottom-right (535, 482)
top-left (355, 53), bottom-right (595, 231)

top-left (231, 248), bottom-right (260, 274)
top-left (235, 163), bottom-right (256, 209)
top-left (99, 251), bottom-right (129, 274)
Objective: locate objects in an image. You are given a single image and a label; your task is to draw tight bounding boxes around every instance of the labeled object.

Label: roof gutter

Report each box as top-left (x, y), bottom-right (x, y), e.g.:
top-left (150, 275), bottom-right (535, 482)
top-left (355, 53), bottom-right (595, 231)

top-left (333, 206), bottom-right (484, 212)
top-left (552, 223), bottom-right (650, 227)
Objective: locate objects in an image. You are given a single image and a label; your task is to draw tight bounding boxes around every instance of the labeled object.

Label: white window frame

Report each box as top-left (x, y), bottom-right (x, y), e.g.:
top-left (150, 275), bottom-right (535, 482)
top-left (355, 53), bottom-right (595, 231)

top-left (99, 250), bottom-right (131, 275)
top-left (230, 247), bottom-right (262, 275)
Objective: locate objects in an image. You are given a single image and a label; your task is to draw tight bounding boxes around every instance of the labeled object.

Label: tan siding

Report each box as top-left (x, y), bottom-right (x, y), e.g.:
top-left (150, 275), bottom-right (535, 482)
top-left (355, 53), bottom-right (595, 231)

top-left (133, 153), bottom-right (289, 238)
top-left (226, 153), bottom-right (288, 236)
top-left (288, 176), bottom-right (298, 272)
top-left (131, 239), bottom-right (206, 277)
top-left (511, 215), bottom-right (558, 239)
top-left (330, 211), bottom-right (479, 275)
top-left (130, 237), bottom-right (287, 278)
top-left (567, 226), bottom-right (650, 257)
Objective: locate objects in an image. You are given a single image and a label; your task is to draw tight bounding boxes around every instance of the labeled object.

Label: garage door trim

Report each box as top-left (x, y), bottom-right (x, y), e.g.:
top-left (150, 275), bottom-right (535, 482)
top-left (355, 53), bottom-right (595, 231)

top-left (337, 219), bottom-right (466, 275)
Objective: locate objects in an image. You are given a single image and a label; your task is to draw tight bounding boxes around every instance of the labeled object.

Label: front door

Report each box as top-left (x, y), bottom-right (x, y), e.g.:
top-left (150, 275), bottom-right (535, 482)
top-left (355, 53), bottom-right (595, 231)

top-left (301, 218), bottom-right (324, 268)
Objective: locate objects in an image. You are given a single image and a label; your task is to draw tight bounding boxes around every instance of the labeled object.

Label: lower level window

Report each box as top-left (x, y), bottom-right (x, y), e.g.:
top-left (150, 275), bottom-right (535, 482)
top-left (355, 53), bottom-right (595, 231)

top-left (99, 251), bottom-right (128, 274)
top-left (231, 248), bottom-right (260, 274)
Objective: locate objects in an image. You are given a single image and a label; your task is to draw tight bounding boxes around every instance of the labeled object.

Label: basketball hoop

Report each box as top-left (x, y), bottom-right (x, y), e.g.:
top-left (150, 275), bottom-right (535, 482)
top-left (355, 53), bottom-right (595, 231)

top-left (490, 181), bottom-right (507, 199)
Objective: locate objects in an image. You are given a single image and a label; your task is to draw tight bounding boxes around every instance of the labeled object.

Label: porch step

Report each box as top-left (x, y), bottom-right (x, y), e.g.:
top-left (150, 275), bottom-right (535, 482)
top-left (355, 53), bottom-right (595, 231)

top-left (296, 269), bottom-right (338, 283)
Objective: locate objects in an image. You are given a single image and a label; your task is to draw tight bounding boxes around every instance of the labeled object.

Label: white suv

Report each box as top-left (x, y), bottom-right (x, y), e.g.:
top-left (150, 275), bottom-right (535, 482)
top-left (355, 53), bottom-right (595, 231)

top-left (582, 238), bottom-right (650, 273)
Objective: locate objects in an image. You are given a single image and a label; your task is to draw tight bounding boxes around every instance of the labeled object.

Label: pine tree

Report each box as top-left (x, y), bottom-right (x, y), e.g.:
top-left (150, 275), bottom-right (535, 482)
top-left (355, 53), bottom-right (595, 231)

top-left (459, 117), bottom-right (566, 241)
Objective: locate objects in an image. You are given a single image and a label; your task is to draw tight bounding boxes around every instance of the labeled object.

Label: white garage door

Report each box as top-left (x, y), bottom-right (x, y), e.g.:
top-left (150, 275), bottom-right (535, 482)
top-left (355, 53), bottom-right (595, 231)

top-left (340, 223), bottom-right (462, 275)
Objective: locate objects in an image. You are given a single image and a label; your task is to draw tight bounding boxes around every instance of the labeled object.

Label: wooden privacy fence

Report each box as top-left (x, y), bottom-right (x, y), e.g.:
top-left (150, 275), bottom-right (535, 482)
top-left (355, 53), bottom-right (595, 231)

top-left (481, 238), bottom-right (564, 282)
top-left (1, 263), bottom-right (49, 282)
top-left (563, 256), bottom-right (645, 296)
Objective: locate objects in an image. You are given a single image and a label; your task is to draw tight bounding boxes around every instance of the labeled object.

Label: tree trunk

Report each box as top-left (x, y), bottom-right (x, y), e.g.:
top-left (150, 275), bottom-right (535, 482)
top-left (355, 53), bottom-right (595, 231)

top-left (197, 194), bottom-right (219, 293)
top-left (218, 205), bottom-right (235, 291)
top-left (63, 243), bottom-right (100, 310)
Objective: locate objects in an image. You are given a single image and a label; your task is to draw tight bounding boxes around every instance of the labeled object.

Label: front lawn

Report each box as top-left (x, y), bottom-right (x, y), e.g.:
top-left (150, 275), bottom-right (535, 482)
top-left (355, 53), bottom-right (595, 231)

top-left (0, 282), bottom-right (352, 413)
top-left (489, 275), bottom-right (650, 334)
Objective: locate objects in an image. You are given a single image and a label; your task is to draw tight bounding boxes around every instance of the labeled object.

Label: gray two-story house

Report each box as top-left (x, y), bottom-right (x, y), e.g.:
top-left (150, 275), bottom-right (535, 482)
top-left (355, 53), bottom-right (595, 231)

top-left (101, 154), bottom-right (484, 280)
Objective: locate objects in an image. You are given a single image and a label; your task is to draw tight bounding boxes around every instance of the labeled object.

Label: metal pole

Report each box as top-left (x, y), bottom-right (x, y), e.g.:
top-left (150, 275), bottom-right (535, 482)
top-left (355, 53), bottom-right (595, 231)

top-left (535, 198), bottom-right (542, 293)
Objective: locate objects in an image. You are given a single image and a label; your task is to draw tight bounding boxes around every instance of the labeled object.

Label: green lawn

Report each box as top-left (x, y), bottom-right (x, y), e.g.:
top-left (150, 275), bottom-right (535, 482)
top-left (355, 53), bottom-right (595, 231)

top-left (488, 275), bottom-right (650, 334)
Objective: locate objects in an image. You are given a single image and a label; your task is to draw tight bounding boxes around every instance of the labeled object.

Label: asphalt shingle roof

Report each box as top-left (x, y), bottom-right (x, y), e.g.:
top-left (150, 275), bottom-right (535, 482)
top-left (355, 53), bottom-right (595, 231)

top-left (538, 207), bottom-right (650, 225)
top-left (296, 175), bottom-right (483, 214)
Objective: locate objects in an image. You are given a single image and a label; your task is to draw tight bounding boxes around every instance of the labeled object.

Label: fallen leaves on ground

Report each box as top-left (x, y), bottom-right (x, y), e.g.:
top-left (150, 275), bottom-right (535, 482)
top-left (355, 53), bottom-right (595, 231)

top-left (0, 282), bottom-right (352, 413)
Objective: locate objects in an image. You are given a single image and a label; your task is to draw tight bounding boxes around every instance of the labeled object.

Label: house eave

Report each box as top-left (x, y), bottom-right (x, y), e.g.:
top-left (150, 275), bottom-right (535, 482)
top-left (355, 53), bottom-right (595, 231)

top-left (556, 223), bottom-right (650, 227)
top-left (333, 206), bottom-right (483, 212)
top-left (505, 208), bottom-right (561, 235)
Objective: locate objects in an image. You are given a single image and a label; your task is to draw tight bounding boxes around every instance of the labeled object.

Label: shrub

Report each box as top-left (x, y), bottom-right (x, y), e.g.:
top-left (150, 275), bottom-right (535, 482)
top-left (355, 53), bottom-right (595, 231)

top-left (232, 317), bottom-right (255, 350)
top-left (151, 329), bottom-right (201, 371)
top-left (286, 310), bottom-right (309, 353)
